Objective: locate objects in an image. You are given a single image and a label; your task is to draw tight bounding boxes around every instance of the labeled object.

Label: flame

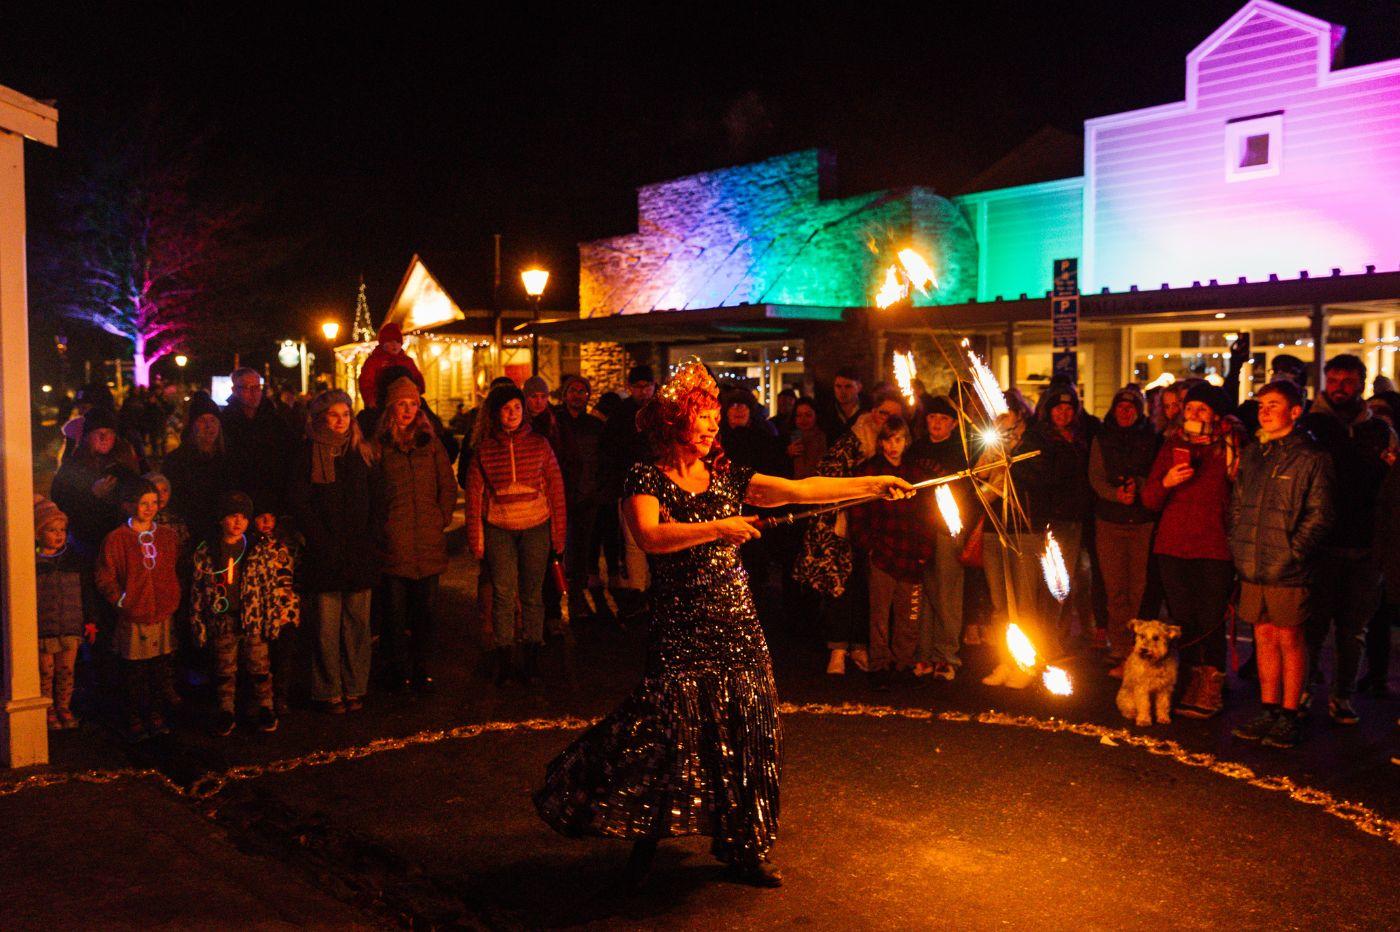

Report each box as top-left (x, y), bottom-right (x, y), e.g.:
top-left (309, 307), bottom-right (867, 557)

top-left (874, 265), bottom-right (906, 310)
top-left (892, 351), bottom-right (918, 405)
top-left (935, 484), bottom-right (961, 537)
top-left (1040, 530), bottom-right (1071, 603)
top-left (1042, 666), bottom-right (1074, 696)
top-left (897, 248), bottom-right (939, 296)
top-left (967, 350), bottom-right (1009, 418)
top-left (1006, 622), bottom-right (1038, 672)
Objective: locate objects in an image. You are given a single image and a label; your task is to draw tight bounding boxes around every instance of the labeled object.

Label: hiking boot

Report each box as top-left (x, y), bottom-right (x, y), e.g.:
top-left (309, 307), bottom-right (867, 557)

top-left (1231, 708), bottom-right (1279, 742)
top-left (1328, 697), bottom-right (1359, 726)
top-left (1175, 666), bottom-right (1206, 716)
top-left (1261, 710), bottom-right (1303, 749)
top-left (1179, 667), bottom-right (1225, 719)
top-left (932, 662), bottom-right (957, 682)
top-left (211, 710), bottom-right (237, 737)
top-left (848, 648), bottom-right (870, 672)
top-left (256, 706), bottom-right (279, 733)
top-left (826, 649), bottom-right (847, 675)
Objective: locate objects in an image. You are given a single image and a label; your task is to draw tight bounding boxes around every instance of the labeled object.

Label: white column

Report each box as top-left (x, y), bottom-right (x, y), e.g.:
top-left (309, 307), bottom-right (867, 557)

top-left (0, 130), bottom-right (47, 767)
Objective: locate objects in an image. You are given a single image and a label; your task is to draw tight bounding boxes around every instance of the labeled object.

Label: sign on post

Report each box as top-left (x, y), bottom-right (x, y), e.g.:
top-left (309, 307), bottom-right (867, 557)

top-left (1051, 257), bottom-right (1080, 378)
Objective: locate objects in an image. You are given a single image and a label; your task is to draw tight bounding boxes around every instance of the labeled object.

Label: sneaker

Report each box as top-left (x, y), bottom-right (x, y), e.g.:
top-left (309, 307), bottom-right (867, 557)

top-left (912, 661), bottom-right (935, 677)
top-left (848, 648), bottom-right (870, 673)
top-left (211, 710), bottom-right (237, 737)
top-left (981, 662), bottom-right (1012, 687)
top-left (1261, 710), bottom-right (1303, 749)
top-left (826, 649), bottom-right (848, 675)
top-left (1328, 697), bottom-right (1359, 726)
top-left (256, 706), bottom-right (279, 733)
top-left (1231, 709), bottom-right (1279, 742)
top-left (932, 662), bottom-right (957, 682)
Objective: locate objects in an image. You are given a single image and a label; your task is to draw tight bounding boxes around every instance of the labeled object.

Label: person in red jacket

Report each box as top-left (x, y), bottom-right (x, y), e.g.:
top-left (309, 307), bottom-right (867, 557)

top-left (1140, 382), bottom-right (1242, 716)
top-left (357, 322), bottom-right (426, 410)
top-left (95, 476), bottom-right (183, 741)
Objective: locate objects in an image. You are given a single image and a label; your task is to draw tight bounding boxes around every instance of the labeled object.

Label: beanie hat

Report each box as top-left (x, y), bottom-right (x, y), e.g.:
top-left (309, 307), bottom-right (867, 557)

top-left (186, 391), bottom-right (221, 423)
top-left (250, 493), bottom-right (277, 519)
top-left (1185, 382), bottom-right (1230, 417)
top-left (377, 322), bottom-right (403, 345)
top-left (308, 388), bottom-right (353, 423)
top-left (523, 375), bottom-right (549, 395)
top-left (627, 364), bottom-right (655, 384)
top-left (81, 405), bottom-right (117, 437)
top-left (1110, 385), bottom-right (1145, 416)
top-left (1044, 386), bottom-right (1080, 412)
top-left (925, 395), bottom-right (958, 419)
top-left (33, 496), bottom-right (66, 533)
top-left (385, 375), bottom-right (420, 407)
top-left (218, 491), bottom-right (254, 521)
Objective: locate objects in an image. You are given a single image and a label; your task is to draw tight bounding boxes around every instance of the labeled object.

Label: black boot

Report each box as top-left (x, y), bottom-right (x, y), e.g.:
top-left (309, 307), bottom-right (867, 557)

top-left (622, 839), bottom-right (658, 892)
top-left (728, 853), bottom-right (782, 888)
top-left (522, 642), bottom-right (543, 686)
top-left (493, 647), bottom-right (516, 687)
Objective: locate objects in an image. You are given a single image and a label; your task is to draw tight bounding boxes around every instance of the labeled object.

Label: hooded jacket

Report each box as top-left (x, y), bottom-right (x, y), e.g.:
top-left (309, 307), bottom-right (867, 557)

top-left (1229, 429), bottom-right (1334, 586)
top-left (1089, 391), bottom-right (1161, 524)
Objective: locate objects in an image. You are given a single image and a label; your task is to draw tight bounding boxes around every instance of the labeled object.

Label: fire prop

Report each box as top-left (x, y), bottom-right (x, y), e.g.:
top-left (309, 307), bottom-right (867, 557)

top-left (935, 485), bottom-right (962, 537)
top-left (965, 345), bottom-right (1009, 419)
top-left (1005, 622), bottom-right (1075, 696)
top-left (1040, 530), bottom-right (1071, 603)
top-left (897, 248), bottom-right (938, 295)
top-left (892, 350), bottom-right (918, 406)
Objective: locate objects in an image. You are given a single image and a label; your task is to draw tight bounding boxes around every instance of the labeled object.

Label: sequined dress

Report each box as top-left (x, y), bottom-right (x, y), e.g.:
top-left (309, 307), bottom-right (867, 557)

top-left (534, 461), bottom-right (781, 863)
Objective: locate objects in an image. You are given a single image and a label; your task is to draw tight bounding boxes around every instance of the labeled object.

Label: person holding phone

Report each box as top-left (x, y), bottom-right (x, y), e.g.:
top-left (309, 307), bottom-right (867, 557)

top-left (1141, 382), bottom-right (1244, 718)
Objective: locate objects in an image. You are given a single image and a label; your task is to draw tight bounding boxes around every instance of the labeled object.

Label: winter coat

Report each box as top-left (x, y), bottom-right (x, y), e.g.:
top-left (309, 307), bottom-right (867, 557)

top-left (221, 399), bottom-right (295, 517)
top-left (1089, 420), bottom-right (1161, 524)
top-left (373, 425), bottom-right (458, 580)
top-left (1229, 430), bottom-right (1334, 587)
top-left (161, 442), bottom-right (233, 542)
top-left (1142, 422), bottom-right (1241, 562)
top-left (36, 542), bottom-right (94, 639)
top-left (95, 523), bottom-right (183, 624)
top-left (188, 534), bottom-right (300, 645)
top-left (1297, 394), bottom-right (1396, 551)
top-left (289, 440), bottom-right (381, 594)
top-left (554, 406), bottom-right (605, 506)
top-left (1015, 422), bottom-right (1093, 527)
top-left (1373, 463), bottom-right (1400, 591)
top-left (49, 442), bottom-right (143, 558)
top-left (465, 422), bottom-right (567, 558)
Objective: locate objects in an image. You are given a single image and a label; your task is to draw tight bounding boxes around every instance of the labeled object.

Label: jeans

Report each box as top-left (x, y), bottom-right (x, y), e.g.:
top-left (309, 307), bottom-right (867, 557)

top-left (1095, 519), bottom-right (1155, 658)
top-left (822, 552), bottom-right (869, 650)
top-left (383, 574), bottom-right (440, 682)
top-left (312, 590), bottom-right (372, 702)
top-left (1306, 548), bottom-right (1382, 699)
top-left (485, 521), bottom-right (552, 647)
top-left (868, 565), bottom-right (919, 671)
top-left (918, 528), bottom-right (965, 666)
top-left (1158, 556), bottom-right (1234, 671)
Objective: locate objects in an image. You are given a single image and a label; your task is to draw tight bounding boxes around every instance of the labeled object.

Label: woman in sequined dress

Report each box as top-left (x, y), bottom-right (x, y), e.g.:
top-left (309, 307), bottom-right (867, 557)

top-left (534, 360), bottom-right (912, 888)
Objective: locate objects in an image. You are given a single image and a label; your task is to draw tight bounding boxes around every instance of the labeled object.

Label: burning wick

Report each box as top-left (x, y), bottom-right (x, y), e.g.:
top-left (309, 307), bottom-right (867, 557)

top-left (1042, 666), bottom-right (1073, 696)
top-left (892, 351), bottom-right (918, 406)
top-left (966, 350), bottom-right (1009, 418)
top-left (1040, 530), bottom-right (1071, 603)
top-left (935, 484), bottom-right (961, 537)
top-left (1006, 622), bottom-right (1076, 695)
top-left (896, 248), bottom-right (938, 295)
top-left (874, 266), bottom-right (906, 310)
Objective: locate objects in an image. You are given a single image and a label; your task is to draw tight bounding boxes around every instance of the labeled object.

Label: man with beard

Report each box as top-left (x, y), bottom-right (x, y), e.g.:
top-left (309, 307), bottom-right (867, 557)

top-left (1297, 354), bottom-right (1397, 725)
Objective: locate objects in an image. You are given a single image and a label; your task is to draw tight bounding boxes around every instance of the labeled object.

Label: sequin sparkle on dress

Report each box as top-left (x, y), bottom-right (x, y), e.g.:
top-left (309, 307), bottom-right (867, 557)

top-left (533, 461), bottom-right (781, 864)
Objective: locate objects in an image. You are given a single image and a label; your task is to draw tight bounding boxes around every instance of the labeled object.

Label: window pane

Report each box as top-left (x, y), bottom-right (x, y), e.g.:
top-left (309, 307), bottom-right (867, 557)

top-left (1240, 133), bottom-right (1270, 168)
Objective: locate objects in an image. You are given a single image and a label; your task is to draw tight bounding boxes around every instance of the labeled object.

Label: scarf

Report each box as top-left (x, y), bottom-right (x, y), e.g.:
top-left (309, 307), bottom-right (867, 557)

top-left (310, 423), bottom-right (352, 485)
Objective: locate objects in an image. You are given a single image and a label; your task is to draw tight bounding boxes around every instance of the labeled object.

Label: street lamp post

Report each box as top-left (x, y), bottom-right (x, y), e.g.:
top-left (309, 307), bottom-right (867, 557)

top-left (321, 320), bottom-right (341, 389)
top-left (521, 268), bottom-right (549, 377)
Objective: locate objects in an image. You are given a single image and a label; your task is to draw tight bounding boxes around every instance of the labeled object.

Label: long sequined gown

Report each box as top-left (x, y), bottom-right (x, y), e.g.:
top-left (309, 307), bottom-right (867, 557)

top-left (534, 461), bottom-right (781, 864)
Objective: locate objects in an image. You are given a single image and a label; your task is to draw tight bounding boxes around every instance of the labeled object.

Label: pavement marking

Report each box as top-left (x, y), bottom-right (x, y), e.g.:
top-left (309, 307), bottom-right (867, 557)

top-left (2, 705), bottom-right (1395, 847)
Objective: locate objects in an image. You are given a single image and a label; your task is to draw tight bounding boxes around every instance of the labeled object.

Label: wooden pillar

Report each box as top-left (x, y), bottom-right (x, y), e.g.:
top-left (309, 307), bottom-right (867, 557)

top-left (1309, 303), bottom-right (1329, 397)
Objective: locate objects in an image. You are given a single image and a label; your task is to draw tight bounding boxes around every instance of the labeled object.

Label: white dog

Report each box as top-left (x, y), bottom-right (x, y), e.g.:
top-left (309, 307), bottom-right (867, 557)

top-left (1116, 619), bottom-right (1181, 726)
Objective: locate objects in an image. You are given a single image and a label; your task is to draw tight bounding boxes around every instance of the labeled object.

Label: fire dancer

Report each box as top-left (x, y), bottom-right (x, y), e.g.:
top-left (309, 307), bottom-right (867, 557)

top-left (534, 359), bottom-right (911, 889)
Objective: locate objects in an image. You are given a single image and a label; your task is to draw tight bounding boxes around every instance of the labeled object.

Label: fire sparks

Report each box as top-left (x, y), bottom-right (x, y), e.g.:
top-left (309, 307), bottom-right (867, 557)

top-left (892, 351), bottom-right (918, 405)
top-left (966, 349), bottom-right (1009, 419)
top-left (897, 248), bottom-right (938, 295)
top-left (935, 484), bottom-right (962, 536)
top-left (1040, 530), bottom-right (1071, 603)
top-left (1006, 622), bottom-right (1038, 673)
top-left (1042, 666), bottom-right (1074, 696)
top-left (874, 265), bottom-right (907, 310)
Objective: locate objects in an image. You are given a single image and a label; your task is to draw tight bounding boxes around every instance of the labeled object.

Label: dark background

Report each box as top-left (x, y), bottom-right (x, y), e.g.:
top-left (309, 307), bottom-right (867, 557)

top-left (3, 1), bottom-right (1398, 380)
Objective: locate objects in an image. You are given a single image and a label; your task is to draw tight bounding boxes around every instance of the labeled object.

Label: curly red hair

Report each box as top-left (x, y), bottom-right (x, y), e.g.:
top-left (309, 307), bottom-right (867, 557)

top-left (636, 386), bottom-right (728, 472)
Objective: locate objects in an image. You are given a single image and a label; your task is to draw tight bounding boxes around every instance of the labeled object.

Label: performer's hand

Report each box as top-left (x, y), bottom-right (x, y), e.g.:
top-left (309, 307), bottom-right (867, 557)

top-left (871, 476), bottom-right (916, 500)
top-left (712, 516), bottom-right (761, 545)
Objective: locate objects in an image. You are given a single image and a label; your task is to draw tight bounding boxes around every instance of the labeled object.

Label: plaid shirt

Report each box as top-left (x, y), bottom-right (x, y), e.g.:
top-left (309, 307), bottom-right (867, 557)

top-left (849, 455), bottom-right (933, 582)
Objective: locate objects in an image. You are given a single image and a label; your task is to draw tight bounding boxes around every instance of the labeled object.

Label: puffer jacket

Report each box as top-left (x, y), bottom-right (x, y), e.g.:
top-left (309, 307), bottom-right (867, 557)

top-left (36, 543), bottom-right (94, 639)
top-left (374, 421), bottom-right (458, 580)
top-left (1229, 430), bottom-right (1334, 586)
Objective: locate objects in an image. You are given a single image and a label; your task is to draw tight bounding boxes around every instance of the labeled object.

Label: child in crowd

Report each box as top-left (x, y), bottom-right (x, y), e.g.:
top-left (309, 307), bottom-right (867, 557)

top-left (94, 476), bottom-right (182, 741)
top-left (144, 471), bottom-right (191, 556)
top-left (34, 497), bottom-right (96, 730)
top-left (357, 321), bottom-right (426, 412)
top-left (190, 492), bottom-right (299, 736)
top-left (252, 501), bottom-right (301, 717)
top-left (850, 416), bottom-right (932, 690)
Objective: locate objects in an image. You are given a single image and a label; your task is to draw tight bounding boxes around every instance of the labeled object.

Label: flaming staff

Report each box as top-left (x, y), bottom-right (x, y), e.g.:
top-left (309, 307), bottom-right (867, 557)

top-left (935, 485), bottom-right (961, 537)
top-left (892, 350), bottom-right (918, 406)
top-left (1005, 622), bottom-right (1074, 696)
top-left (1040, 530), bottom-right (1071, 603)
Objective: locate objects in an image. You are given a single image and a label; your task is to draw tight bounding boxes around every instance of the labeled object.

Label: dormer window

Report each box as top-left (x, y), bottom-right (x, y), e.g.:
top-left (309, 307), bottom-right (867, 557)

top-left (1225, 112), bottom-right (1283, 182)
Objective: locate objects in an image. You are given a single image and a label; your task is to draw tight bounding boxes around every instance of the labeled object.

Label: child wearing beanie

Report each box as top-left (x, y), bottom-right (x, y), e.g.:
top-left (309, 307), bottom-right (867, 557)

top-left (190, 491), bottom-right (298, 735)
top-left (34, 497), bottom-right (96, 730)
top-left (357, 321), bottom-right (425, 412)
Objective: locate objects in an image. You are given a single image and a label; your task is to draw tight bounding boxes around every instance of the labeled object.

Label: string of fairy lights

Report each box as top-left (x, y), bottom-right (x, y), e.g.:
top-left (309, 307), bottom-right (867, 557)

top-left (0, 706), bottom-right (1393, 845)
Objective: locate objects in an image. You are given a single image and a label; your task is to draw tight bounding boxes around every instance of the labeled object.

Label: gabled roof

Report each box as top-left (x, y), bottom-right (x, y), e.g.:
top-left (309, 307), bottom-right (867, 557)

top-left (382, 255), bottom-right (467, 333)
top-left (955, 126), bottom-right (1082, 197)
top-left (1189, 0), bottom-right (1341, 65)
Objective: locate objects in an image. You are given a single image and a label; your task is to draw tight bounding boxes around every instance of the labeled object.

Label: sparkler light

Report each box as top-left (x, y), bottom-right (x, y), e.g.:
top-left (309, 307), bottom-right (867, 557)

top-left (874, 265), bottom-right (906, 310)
top-left (896, 248), bottom-right (938, 295)
top-left (1042, 666), bottom-right (1073, 696)
top-left (935, 484), bottom-right (961, 537)
top-left (978, 426), bottom-right (1003, 449)
top-left (892, 350), bottom-right (918, 406)
top-left (1040, 530), bottom-right (1071, 603)
top-left (966, 350), bottom-right (1009, 419)
top-left (1006, 622), bottom-right (1038, 673)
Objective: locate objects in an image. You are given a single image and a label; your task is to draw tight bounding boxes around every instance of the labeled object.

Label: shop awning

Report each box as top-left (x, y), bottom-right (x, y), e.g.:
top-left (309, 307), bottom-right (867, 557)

top-left (519, 304), bottom-right (849, 344)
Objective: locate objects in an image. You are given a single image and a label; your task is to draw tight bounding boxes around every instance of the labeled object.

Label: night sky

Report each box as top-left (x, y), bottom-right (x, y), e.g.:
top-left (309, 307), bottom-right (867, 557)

top-left (4, 1), bottom-right (1398, 378)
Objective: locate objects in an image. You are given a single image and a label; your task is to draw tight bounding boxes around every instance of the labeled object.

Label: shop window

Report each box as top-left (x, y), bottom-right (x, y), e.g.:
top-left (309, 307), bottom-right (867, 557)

top-left (1225, 113), bottom-right (1282, 182)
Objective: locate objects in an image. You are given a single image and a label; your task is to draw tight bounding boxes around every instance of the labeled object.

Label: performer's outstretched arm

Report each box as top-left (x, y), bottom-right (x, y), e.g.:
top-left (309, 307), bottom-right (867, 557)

top-left (745, 473), bottom-right (913, 509)
top-left (623, 493), bottom-right (760, 554)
